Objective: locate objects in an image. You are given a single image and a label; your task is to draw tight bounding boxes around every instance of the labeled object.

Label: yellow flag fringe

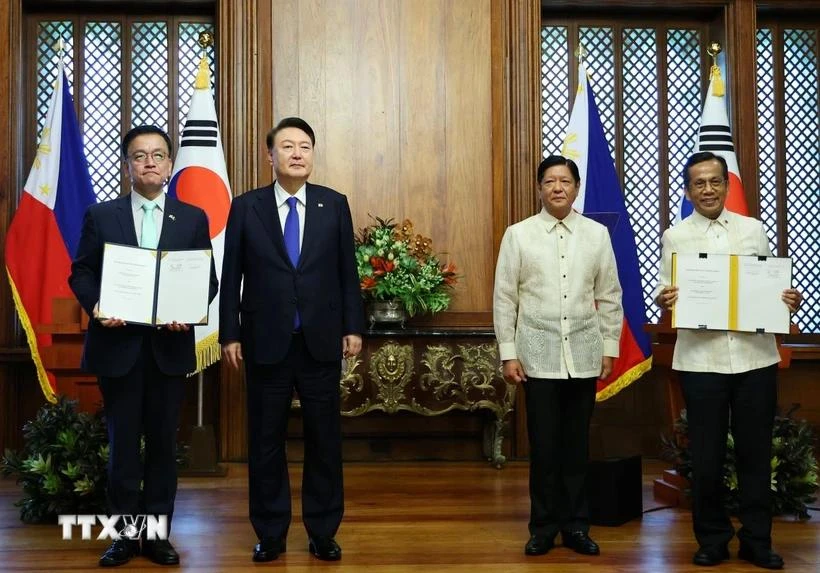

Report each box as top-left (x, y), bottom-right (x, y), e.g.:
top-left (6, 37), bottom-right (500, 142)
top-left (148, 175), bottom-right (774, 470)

top-left (595, 355), bottom-right (653, 402)
top-left (193, 331), bottom-right (221, 374)
top-left (5, 269), bottom-right (58, 403)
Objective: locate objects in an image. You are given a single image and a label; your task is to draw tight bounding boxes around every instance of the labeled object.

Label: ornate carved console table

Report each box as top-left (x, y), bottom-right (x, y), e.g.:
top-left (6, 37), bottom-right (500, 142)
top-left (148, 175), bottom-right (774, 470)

top-left (333, 328), bottom-right (515, 468)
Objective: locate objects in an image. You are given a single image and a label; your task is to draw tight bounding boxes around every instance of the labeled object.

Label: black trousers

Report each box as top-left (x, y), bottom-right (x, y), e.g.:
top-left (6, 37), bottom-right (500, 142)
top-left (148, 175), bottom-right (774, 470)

top-left (679, 365), bottom-right (777, 551)
top-left (245, 333), bottom-right (343, 541)
top-left (98, 335), bottom-right (185, 528)
top-left (524, 376), bottom-right (597, 538)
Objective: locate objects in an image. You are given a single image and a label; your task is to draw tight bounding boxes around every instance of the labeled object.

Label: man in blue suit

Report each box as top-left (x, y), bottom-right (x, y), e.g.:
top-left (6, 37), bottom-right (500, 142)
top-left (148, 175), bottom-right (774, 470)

top-left (69, 125), bottom-right (218, 567)
top-left (220, 117), bottom-right (364, 563)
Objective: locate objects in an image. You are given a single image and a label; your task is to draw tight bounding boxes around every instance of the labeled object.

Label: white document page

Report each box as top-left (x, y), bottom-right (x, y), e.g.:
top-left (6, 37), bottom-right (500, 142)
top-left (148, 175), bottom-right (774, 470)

top-left (672, 253), bottom-right (730, 331)
top-left (736, 256), bottom-right (792, 334)
top-left (98, 243), bottom-right (157, 325)
top-left (155, 249), bottom-right (212, 325)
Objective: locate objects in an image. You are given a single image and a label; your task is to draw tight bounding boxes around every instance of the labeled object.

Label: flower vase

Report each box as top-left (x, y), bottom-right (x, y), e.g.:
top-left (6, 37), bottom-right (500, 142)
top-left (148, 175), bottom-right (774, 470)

top-left (366, 300), bottom-right (408, 329)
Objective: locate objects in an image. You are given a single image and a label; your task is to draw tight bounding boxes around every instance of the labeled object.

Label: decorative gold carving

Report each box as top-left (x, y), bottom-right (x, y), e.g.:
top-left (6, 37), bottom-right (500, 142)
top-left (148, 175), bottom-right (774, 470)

top-left (368, 342), bottom-right (414, 413)
top-left (340, 355), bottom-right (364, 400)
top-left (331, 337), bottom-right (516, 467)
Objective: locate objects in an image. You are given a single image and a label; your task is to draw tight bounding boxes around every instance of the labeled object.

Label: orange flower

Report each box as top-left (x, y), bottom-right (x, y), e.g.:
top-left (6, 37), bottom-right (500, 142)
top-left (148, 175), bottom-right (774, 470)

top-left (360, 276), bottom-right (377, 290)
top-left (370, 257), bottom-right (395, 276)
top-left (442, 262), bottom-right (458, 285)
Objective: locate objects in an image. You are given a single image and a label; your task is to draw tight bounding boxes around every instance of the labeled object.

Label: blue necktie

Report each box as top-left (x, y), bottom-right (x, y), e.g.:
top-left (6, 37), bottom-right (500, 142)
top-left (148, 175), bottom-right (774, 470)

top-left (283, 196), bottom-right (301, 329)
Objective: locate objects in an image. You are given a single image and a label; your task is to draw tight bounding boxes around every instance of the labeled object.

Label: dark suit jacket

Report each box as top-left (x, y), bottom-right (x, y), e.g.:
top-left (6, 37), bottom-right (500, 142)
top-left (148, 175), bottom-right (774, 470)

top-left (219, 182), bottom-right (365, 364)
top-left (69, 194), bottom-right (219, 378)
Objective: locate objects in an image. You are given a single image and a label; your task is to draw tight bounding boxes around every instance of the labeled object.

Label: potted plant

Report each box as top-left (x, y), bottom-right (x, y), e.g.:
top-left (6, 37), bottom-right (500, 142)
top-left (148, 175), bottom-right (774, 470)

top-left (1, 397), bottom-right (108, 523)
top-left (660, 405), bottom-right (819, 520)
top-left (355, 216), bottom-right (458, 327)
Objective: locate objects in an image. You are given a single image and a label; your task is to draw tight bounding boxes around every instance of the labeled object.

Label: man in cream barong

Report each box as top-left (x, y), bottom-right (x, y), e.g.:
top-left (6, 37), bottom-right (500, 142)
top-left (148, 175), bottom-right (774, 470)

top-left (493, 154), bottom-right (623, 558)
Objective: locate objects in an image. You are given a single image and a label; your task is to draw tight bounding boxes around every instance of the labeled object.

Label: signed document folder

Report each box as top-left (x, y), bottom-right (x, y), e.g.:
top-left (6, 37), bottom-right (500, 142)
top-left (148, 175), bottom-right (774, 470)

top-left (98, 242), bottom-right (212, 326)
top-left (671, 253), bottom-right (792, 334)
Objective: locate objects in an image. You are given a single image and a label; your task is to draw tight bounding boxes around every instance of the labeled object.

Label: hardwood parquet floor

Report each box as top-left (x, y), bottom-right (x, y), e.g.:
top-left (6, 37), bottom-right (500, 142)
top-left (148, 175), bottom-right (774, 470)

top-left (1, 460), bottom-right (818, 572)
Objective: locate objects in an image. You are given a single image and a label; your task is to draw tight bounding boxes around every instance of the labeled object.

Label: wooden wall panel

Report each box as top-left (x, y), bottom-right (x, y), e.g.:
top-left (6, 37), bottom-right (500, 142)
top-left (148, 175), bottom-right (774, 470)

top-left (264, 0), bottom-right (494, 313)
top-left (217, 0), bottom-right (259, 461)
top-left (398, 0), bottom-right (445, 260)
top-left (444, 0), bottom-right (493, 311)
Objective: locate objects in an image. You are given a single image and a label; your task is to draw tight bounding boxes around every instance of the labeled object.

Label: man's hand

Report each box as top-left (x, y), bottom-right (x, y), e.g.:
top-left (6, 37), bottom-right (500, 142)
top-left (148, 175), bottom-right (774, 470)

top-left (655, 286), bottom-right (678, 311)
top-left (222, 342), bottom-right (243, 370)
top-left (343, 334), bottom-right (362, 358)
top-left (782, 288), bottom-right (803, 313)
top-left (93, 302), bottom-right (126, 328)
top-left (162, 321), bottom-right (190, 332)
top-left (502, 359), bottom-right (527, 385)
top-left (600, 356), bottom-right (615, 380)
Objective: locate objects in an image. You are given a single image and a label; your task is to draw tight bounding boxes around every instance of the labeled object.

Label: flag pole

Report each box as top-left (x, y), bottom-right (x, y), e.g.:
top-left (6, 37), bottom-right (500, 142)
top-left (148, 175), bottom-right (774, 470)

top-left (182, 30), bottom-right (225, 476)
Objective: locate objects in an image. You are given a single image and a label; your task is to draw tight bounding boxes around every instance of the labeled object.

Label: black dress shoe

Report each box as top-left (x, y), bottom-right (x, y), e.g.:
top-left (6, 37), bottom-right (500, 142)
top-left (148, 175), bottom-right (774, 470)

top-left (142, 539), bottom-right (180, 565)
top-left (253, 537), bottom-right (287, 562)
top-left (99, 539), bottom-right (140, 567)
top-left (693, 545), bottom-right (730, 566)
top-left (738, 545), bottom-right (784, 570)
top-left (524, 535), bottom-right (554, 556)
top-left (308, 536), bottom-right (342, 561)
top-left (561, 531), bottom-right (600, 555)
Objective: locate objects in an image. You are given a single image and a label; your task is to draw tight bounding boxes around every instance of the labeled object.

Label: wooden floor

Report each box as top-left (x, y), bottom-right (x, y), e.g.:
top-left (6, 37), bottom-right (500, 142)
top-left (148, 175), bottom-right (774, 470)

top-left (1, 460), bottom-right (818, 572)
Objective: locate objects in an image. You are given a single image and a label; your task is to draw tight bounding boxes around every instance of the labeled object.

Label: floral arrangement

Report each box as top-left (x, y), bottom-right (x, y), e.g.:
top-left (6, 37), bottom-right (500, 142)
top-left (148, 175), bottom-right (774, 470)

top-left (660, 405), bottom-right (818, 520)
top-left (355, 216), bottom-right (458, 317)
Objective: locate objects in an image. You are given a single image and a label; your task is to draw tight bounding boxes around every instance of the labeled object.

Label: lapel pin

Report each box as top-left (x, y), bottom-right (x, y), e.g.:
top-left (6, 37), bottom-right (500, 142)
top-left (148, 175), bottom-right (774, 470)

top-left (168, 214), bottom-right (176, 221)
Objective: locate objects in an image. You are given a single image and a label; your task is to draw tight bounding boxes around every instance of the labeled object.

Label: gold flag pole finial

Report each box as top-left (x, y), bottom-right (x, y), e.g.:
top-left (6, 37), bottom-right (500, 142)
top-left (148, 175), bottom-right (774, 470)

top-left (575, 45), bottom-right (590, 81)
top-left (576, 44), bottom-right (588, 67)
top-left (194, 31), bottom-right (214, 90)
top-left (54, 38), bottom-right (65, 57)
top-left (706, 42), bottom-right (724, 97)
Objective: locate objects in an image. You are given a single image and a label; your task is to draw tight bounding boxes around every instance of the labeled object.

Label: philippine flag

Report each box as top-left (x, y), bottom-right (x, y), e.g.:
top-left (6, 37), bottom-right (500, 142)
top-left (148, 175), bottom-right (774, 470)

top-left (168, 57), bottom-right (232, 373)
top-left (672, 71), bottom-right (749, 222)
top-left (561, 64), bottom-right (653, 400)
top-left (5, 61), bottom-right (96, 402)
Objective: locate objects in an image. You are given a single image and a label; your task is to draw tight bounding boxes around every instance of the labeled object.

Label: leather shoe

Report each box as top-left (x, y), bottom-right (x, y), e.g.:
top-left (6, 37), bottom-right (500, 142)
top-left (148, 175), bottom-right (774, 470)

top-left (524, 535), bottom-right (554, 555)
top-left (738, 545), bottom-right (784, 570)
top-left (308, 536), bottom-right (342, 561)
top-left (693, 545), bottom-right (730, 566)
top-left (99, 539), bottom-right (140, 567)
top-left (253, 537), bottom-right (287, 562)
top-left (561, 531), bottom-right (600, 555)
top-left (142, 539), bottom-right (180, 565)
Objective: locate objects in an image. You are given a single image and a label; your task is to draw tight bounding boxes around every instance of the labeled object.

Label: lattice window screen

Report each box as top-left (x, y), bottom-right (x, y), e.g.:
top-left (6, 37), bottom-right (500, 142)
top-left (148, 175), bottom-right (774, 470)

top-left (131, 22), bottom-right (169, 132)
top-left (36, 21), bottom-right (74, 140)
top-left (33, 17), bottom-right (215, 203)
top-left (579, 27), bottom-right (616, 158)
top-left (83, 22), bottom-right (122, 204)
top-left (666, 29), bottom-right (702, 222)
top-left (622, 28), bottom-right (660, 321)
top-left (755, 28), bottom-right (779, 255)
top-left (540, 27), bottom-right (569, 156)
top-left (177, 22), bottom-right (216, 139)
top-left (783, 29), bottom-right (819, 333)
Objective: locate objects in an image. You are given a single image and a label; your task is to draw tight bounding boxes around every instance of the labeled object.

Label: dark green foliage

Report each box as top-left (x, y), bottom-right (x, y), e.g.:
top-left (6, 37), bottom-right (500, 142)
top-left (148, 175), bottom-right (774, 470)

top-left (661, 405), bottom-right (819, 520)
top-left (1, 397), bottom-right (108, 523)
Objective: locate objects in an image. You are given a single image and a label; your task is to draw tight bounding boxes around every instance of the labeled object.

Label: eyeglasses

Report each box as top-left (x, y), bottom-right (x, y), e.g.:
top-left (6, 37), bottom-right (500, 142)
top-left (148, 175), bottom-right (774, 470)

top-left (690, 177), bottom-right (726, 191)
top-left (129, 151), bottom-right (169, 163)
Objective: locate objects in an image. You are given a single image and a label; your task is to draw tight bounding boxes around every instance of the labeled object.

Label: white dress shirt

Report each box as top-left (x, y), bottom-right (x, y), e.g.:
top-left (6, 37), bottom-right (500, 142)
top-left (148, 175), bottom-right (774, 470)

top-left (274, 181), bottom-right (306, 249)
top-left (493, 209), bottom-right (623, 379)
top-left (131, 190), bottom-right (166, 246)
top-left (655, 209), bottom-right (781, 373)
